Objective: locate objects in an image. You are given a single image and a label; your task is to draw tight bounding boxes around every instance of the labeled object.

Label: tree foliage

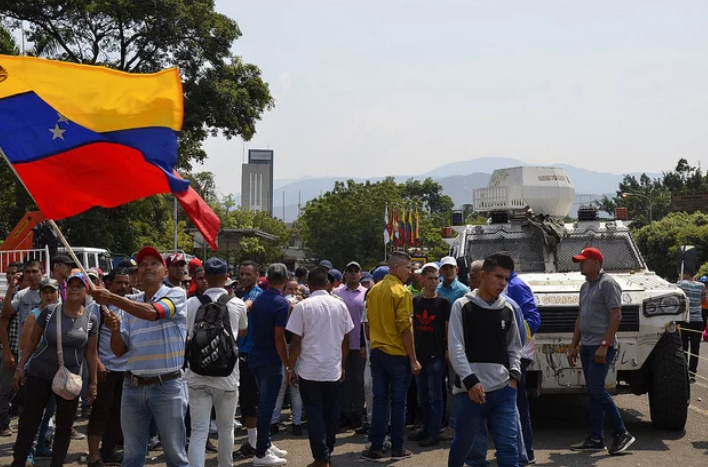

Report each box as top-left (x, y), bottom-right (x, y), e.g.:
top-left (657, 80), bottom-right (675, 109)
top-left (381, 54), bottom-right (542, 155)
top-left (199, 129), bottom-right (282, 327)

top-left (297, 178), bottom-right (453, 269)
top-left (2, 0), bottom-right (274, 168)
top-left (213, 195), bottom-right (291, 266)
top-left (634, 212), bottom-right (708, 281)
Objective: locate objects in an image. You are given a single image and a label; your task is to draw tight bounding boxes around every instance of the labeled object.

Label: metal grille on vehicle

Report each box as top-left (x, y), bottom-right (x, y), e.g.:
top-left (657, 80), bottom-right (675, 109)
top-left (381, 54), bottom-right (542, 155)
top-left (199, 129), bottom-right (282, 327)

top-left (537, 305), bottom-right (640, 333)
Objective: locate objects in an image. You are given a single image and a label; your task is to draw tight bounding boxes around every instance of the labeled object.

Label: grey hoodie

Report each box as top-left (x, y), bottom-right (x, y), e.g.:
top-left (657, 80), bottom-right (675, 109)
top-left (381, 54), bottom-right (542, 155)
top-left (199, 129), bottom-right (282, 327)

top-left (448, 290), bottom-right (522, 394)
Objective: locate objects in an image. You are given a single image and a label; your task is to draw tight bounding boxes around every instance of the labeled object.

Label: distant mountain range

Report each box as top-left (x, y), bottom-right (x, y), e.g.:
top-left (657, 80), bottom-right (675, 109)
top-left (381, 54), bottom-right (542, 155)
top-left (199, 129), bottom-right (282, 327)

top-left (241, 157), bottom-right (663, 222)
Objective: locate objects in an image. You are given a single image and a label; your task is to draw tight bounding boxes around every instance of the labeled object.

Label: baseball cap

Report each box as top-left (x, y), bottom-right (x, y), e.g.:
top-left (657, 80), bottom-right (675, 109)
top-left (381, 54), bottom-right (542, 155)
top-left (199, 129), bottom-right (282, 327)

top-left (67, 272), bottom-right (89, 289)
top-left (440, 256), bottom-right (457, 268)
top-left (204, 257), bottom-right (228, 275)
top-left (117, 258), bottom-right (138, 272)
top-left (136, 246), bottom-right (166, 267)
top-left (225, 277), bottom-right (236, 287)
top-left (188, 257), bottom-right (203, 274)
top-left (329, 269), bottom-right (343, 282)
top-left (421, 262), bottom-right (440, 274)
top-left (87, 267), bottom-right (103, 279)
top-left (319, 260), bottom-right (333, 269)
top-left (257, 276), bottom-right (269, 289)
top-left (700, 276), bottom-right (708, 283)
top-left (39, 278), bottom-right (60, 291)
top-left (572, 247), bottom-right (604, 263)
top-left (360, 272), bottom-right (373, 283)
top-left (51, 254), bottom-right (75, 267)
top-left (345, 261), bottom-right (362, 272)
top-left (372, 266), bottom-right (390, 282)
top-left (165, 253), bottom-right (187, 267)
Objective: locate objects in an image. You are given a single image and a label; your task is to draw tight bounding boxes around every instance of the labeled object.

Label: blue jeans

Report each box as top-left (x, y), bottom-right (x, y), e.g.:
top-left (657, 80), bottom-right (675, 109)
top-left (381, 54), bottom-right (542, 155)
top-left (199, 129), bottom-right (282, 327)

top-left (251, 361), bottom-right (284, 458)
top-left (121, 377), bottom-right (188, 467)
top-left (299, 377), bottom-right (340, 461)
top-left (448, 385), bottom-right (519, 467)
top-left (580, 345), bottom-right (626, 440)
top-left (368, 349), bottom-right (411, 451)
top-left (416, 355), bottom-right (445, 439)
top-left (465, 404), bottom-right (527, 466)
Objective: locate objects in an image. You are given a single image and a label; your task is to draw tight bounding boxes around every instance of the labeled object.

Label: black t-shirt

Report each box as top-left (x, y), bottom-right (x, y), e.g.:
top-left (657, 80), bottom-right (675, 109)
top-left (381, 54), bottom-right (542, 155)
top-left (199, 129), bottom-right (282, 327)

top-left (413, 295), bottom-right (451, 358)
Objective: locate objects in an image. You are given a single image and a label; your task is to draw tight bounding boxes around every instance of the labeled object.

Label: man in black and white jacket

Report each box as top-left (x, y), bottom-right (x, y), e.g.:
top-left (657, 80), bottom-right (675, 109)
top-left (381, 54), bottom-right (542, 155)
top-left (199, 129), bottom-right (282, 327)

top-left (447, 253), bottom-right (523, 467)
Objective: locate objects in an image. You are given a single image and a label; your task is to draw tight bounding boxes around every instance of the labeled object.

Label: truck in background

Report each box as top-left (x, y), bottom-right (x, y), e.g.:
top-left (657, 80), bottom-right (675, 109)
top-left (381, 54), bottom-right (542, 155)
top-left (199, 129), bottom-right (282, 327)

top-left (449, 166), bottom-right (690, 430)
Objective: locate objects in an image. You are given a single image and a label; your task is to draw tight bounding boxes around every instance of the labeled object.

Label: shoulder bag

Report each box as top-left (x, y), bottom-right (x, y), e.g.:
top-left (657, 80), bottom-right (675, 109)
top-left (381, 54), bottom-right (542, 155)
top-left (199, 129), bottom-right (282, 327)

top-left (51, 305), bottom-right (83, 400)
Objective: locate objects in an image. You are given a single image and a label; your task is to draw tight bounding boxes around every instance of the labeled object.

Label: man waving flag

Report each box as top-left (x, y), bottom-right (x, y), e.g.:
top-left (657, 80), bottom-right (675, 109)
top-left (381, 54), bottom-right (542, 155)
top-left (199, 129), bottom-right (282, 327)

top-left (0, 55), bottom-right (220, 249)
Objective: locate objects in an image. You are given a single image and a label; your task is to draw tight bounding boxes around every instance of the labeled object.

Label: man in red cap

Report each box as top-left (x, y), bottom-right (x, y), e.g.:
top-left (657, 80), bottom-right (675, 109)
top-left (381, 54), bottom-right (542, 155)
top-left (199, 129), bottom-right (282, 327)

top-left (567, 247), bottom-right (635, 455)
top-left (91, 246), bottom-right (189, 467)
top-left (165, 253), bottom-right (188, 289)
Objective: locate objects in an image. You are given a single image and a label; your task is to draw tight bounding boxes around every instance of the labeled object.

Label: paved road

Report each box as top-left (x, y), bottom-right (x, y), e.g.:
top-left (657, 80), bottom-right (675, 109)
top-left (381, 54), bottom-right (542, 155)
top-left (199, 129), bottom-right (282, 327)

top-left (2, 342), bottom-right (707, 466)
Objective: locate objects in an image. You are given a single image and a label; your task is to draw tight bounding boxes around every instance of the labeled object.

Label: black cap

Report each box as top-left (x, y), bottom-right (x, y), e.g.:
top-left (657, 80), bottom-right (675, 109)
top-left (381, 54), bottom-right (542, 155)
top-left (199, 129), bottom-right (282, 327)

top-left (51, 255), bottom-right (75, 267)
top-left (204, 257), bottom-right (228, 275)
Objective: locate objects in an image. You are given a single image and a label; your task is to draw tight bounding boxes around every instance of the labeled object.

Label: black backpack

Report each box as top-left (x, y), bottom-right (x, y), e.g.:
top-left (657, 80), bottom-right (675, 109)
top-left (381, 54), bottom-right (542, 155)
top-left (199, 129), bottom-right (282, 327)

top-left (187, 294), bottom-right (238, 377)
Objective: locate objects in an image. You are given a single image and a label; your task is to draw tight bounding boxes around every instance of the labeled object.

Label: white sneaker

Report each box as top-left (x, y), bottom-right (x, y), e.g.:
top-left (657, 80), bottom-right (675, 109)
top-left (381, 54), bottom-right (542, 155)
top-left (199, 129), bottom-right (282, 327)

top-left (234, 419), bottom-right (243, 430)
top-left (253, 452), bottom-right (287, 466)
top-left (268, 444), bottom-right (288, 458)
top-left (209, 420), bottom-right (218, 434)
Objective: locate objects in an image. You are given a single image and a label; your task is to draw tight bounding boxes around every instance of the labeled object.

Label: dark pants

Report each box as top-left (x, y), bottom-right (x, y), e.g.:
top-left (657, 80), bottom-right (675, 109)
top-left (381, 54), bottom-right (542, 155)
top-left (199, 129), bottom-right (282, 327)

top-left (368, 349), bottom-right (411, 451)
top-left (0, 352), bottom-right (17, 430)
top-left (12, 374), bottom-right (80, 467)
top-left (239, 354), bottom-right (259, 419)
top-left (300, 377), bottom-right (340, 461)
top-left (251, 361), bottom-right (283, 458)
top-left (448, 385), bottom-right (519, 467)
top-left (415, 355), bottom-right (445, 439)
top-left (580, 345), bottom-right (626, 440)
top-left (703, 309), bottom-right (708, 331)
top-left (681, 321), bottom-right (703, 377)
top-left (339, 351), bottom-right (365, 423)
top-left (517, 359), bottom-right (534, 458)
top-left (87, 370), bottom-right (124, 457)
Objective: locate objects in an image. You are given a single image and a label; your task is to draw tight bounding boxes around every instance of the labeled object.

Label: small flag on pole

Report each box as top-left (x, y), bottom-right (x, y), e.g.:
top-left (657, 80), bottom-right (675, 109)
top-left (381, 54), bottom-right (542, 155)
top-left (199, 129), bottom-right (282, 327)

top-left (383, 206), bottom-right (390, 244)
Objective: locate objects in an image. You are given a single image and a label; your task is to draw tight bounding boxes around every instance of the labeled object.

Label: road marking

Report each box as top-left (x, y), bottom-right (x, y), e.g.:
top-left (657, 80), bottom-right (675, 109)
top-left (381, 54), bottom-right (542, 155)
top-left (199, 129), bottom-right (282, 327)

top-left (689, 405), bottom-right (708, 418)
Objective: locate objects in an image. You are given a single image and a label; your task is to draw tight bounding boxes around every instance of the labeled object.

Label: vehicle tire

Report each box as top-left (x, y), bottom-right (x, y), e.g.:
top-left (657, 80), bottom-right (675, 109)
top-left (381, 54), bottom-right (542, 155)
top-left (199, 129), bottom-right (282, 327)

top-left (648, 331), bottom-right (689, 430)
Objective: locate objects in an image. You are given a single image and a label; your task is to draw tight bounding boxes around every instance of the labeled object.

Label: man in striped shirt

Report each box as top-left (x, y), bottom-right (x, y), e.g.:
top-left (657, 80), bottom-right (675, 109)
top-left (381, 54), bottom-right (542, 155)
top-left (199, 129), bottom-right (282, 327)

top-left (92, 246), bottom-right (188, 467)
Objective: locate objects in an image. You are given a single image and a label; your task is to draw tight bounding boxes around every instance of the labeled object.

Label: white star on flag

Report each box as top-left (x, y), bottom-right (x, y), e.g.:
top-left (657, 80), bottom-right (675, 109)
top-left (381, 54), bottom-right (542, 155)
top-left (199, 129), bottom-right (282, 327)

top-left (57, 112), bottom-right (70, 124)
top-left (49, 124), bottom-right (66, 140)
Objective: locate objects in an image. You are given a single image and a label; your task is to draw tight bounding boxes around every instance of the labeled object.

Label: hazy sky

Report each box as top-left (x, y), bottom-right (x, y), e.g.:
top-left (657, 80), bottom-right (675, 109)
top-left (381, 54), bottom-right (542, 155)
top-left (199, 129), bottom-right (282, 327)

top-left (200, 0), bottom-right (708, 196)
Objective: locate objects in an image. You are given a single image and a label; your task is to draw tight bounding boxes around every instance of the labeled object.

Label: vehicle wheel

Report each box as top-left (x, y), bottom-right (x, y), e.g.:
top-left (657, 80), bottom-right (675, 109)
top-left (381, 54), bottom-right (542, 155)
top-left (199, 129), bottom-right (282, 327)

top-left (648, 331), bottom-right (689, 430)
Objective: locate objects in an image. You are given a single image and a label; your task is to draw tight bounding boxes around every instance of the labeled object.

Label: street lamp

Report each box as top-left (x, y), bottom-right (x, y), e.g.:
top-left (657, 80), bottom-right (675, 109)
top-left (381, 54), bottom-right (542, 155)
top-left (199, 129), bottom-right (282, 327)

top-left (621, 192), bottom-right (653, 229)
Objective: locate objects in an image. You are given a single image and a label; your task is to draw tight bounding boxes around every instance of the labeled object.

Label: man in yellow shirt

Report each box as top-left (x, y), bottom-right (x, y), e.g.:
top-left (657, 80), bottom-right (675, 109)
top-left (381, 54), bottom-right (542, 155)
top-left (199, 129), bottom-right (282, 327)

top-left (361, 251), bottom-right (421, 463)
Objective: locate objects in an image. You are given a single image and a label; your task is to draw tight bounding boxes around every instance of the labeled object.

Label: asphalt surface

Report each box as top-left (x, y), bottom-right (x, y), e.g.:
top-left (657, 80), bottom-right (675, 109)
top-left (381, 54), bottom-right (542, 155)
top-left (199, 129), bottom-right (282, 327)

top-left (2, 342), bottom-right (707, 466)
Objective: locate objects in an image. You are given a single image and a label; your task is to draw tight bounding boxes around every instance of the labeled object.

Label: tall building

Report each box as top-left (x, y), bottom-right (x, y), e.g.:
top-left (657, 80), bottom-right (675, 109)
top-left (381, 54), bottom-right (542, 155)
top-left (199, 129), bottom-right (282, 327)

top-left (241, 149), bottom-right (274, 215)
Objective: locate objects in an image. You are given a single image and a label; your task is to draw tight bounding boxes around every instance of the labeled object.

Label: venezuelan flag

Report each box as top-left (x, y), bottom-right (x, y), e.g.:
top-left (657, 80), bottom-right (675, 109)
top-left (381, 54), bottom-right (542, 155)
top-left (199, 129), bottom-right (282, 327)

top-left (0, 55), bottom-right (188, 220)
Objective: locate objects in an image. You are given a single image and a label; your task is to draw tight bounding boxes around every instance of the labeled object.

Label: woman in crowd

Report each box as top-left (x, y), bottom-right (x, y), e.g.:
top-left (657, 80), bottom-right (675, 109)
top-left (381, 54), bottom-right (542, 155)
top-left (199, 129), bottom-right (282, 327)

top-left (11, 273), bottom-right (99, 467)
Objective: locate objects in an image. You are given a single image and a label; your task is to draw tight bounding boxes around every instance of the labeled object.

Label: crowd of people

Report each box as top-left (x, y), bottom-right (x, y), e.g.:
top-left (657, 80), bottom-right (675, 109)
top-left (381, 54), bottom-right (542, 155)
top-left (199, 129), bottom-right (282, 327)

top-left (0, 244), bottom-right (678, 467)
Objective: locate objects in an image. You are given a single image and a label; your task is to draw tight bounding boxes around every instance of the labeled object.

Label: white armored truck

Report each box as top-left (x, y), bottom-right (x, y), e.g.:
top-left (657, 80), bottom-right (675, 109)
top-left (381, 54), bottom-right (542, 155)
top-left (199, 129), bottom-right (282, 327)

top-left (450, 166), bottom-right (690, 430)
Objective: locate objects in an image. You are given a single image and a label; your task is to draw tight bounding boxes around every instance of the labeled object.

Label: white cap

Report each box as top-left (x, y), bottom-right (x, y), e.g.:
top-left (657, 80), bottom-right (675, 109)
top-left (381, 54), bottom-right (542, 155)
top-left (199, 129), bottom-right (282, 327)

top-left (440, 256), bottom-right (457, 268)
top-left (421, 263), bottom-right (440, 273)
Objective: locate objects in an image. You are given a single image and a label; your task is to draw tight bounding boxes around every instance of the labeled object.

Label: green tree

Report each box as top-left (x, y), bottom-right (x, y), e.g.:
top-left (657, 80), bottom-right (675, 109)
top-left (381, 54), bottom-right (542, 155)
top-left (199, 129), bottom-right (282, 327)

top-left (213, 195), bottom-right (291, 265)
top-left (298, 178), bottom-right (450, 268)
top-left (2, 0), bottom-right (274, 168)
top-left (633, 211), bottom-right (708, 281)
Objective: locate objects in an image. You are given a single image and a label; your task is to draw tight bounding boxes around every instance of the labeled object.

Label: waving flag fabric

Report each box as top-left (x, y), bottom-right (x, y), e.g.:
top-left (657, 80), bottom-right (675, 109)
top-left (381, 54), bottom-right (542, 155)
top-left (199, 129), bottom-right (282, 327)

top-left (0, 55), bottom-right (220, 249)
top-left (0, 55), bottom-right (187, 218)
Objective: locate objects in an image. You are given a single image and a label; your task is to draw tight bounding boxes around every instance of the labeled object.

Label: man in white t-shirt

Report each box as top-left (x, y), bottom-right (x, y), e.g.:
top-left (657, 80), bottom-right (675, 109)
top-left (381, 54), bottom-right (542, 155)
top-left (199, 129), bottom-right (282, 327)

top-left (286, 267), bottom-right (354, 467)
top-left (185, 257), bottom-right (248, 467)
